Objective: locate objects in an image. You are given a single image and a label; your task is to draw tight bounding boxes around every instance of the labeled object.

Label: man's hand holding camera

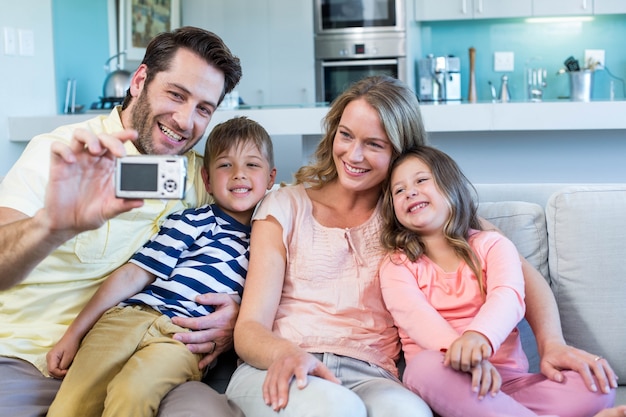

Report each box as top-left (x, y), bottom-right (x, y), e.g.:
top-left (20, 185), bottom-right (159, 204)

top-left (45, 128), bottom-right (144, 239)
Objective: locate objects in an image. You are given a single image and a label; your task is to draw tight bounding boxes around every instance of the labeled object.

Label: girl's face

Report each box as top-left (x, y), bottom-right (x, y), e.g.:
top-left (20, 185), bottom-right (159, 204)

top-left (332, 99), bottom-right (393, 194)
top-left (390, 155), bottom-right (450, 237)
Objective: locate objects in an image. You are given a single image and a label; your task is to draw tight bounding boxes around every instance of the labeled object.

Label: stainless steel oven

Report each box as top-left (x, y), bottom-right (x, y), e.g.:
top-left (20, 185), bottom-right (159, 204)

top-left (314, 0), bottom-right (405, 35)
top-left (315, 32), bottom-right (406, 103)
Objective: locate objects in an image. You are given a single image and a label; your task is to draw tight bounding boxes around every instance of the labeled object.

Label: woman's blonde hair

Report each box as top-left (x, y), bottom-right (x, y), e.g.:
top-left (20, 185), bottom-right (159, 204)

top-left (294, 75), bottom-right (427, 187)
top-left (380, 146), bottom-right (486, 296)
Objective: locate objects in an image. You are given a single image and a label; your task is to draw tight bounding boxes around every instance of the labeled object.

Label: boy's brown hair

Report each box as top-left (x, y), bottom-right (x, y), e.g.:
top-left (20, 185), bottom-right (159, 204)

top-left (204, 116), bottom-right (274, 171)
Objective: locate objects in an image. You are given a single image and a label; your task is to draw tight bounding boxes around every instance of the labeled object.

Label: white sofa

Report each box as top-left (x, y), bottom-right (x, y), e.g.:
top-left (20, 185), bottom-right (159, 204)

top-left (207, 183), bottom-right (626, 406)
top-left (475, 183), bottom-right (626, 405)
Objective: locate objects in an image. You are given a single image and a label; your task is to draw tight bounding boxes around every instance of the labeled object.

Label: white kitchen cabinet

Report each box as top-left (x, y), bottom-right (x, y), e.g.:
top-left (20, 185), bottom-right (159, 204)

top-left (182, 0), bottom-right (315, 106)
top-left (415, 0), bottom-right (532, 21)
top-left (532, 0), bottom-right (593, 16)
top-left (594, 0), bottom-right (626, 14)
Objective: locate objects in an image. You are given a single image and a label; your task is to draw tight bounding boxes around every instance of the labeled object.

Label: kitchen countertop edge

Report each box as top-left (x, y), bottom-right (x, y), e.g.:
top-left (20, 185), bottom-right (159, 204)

top-left (8, 100), bottom-right (626, 142)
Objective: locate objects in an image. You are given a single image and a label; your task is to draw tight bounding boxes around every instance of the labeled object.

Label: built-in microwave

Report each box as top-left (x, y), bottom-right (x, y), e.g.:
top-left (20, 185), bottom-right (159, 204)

top-left (313, 0), bottom-right (406, 35)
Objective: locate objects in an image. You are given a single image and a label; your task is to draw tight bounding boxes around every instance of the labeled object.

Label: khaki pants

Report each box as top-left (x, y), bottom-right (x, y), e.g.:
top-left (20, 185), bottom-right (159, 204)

top-left (47, 305), bottom-right (203, 417)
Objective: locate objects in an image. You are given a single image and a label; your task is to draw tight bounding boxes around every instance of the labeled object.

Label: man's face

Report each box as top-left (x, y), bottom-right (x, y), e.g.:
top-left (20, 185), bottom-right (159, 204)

top-left (125, 48), bottom-right (225, 155)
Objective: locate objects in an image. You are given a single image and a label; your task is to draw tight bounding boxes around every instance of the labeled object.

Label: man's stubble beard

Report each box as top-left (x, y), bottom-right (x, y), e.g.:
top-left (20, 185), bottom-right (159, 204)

top-left (129, 89), bottom-right (157, 155)
top-left (128, 86), bottom-right (200, 156)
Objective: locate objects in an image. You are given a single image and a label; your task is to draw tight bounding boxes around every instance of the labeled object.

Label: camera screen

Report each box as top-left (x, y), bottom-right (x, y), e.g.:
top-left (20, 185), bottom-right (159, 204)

top-left (120, 163), bottom-right (158, 191)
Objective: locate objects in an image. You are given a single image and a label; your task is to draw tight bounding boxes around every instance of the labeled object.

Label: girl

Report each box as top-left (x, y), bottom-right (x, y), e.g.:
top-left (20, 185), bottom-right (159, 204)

top-left (379, 146), bottom-right (614, 417)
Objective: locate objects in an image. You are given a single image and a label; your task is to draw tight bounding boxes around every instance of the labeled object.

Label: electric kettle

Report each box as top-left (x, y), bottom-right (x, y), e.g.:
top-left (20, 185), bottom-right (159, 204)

top-left (103, 52), bottom-right (131, 99)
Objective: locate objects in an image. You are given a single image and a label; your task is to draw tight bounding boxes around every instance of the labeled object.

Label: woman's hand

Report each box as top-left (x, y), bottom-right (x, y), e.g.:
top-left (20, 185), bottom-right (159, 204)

top-left (263, 349), bottom-right (340, 411)
top-left (171, 293), bottom-right (239, 369)
top-left (539, 340), bottom-right (618, 394)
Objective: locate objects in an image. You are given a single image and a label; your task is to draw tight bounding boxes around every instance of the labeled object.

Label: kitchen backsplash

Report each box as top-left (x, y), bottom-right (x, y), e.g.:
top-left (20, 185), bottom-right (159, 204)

top-left (51, 3), bottom-right (625, 110)
top-left (414, 14), bottom-right (626, 102)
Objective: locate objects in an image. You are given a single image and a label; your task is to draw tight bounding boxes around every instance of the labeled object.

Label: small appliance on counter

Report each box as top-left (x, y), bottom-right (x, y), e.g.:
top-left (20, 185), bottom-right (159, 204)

top-left (91, 52), bottom-right (132, 110)
top-left (417, 55), bottom-right (461, 102)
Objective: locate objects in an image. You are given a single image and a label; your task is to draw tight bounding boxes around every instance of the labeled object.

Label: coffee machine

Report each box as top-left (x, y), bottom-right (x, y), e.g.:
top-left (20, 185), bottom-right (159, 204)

top-left (417, 55), bottom-right (461, 102)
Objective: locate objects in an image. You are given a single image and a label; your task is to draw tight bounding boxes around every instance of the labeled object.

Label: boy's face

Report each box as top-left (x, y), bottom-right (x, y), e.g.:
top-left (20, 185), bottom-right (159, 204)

top-left (202, 142), bottom-right (276, 225)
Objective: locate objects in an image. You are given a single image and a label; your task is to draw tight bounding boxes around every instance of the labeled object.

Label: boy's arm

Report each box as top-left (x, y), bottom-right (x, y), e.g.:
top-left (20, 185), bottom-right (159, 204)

top-left (46, 263), bottom-right (155, 377)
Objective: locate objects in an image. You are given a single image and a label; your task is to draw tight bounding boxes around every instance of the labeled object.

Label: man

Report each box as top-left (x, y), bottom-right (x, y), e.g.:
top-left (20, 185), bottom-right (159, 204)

top-left (0, 26), bottom-right (244, 417)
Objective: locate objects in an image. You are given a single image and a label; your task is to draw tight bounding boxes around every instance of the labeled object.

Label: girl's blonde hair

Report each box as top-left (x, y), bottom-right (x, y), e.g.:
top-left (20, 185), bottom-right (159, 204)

top-left (380, 146), bottom-right (486, 296)
top-left (294, 75), bottom-right (427, 187)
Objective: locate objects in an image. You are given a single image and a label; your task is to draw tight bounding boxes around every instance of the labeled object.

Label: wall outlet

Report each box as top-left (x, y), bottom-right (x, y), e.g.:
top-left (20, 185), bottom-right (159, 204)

top-left (3, 27), bottom-right (17, 56)
top-left (18, 29), bottom-right (34, 56)
top-left (494, 51), bottom-right (514, 72)
top-left (584, 49), bottom-right (605, 70)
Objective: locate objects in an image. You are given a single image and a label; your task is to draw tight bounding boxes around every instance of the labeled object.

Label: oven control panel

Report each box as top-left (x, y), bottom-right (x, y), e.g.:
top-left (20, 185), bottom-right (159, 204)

top-left (315, 32), bottom-right (406, 60)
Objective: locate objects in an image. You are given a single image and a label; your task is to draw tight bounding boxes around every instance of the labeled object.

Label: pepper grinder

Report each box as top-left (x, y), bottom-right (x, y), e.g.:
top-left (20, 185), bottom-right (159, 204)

top-left (499, 75), bottom-right (511, 103)
top-left (468, 47), bottom-right (477, 103)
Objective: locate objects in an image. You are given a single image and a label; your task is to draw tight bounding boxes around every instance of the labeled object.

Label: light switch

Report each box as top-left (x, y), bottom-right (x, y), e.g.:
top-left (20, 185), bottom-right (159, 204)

top-left (494, 51), bottom-right (514, 72)
top-left (18, 29), bottom-right (34, 56)
top-left (3, 27), bottom-right (17, 55)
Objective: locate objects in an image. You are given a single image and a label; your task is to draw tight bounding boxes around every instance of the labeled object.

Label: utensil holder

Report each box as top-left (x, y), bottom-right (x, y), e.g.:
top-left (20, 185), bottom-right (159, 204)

top-left (569, 70), bottom-right (594, 102)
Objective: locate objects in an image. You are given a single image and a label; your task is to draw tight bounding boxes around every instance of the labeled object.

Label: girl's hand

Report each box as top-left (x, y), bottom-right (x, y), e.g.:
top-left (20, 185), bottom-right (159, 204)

top-left (444, 330), bottom-right (493, 372)
top-left (470, 359), bottom-right (502, 400)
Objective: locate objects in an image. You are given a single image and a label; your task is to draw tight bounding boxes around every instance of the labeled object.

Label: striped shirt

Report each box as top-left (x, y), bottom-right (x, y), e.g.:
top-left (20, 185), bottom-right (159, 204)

top-left (121, 204), bottom-right (250, 318)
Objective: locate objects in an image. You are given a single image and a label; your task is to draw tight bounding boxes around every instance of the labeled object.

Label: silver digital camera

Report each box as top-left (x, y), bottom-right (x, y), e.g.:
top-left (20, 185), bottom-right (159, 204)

top-left (115, 155), bottom-right (187, 199)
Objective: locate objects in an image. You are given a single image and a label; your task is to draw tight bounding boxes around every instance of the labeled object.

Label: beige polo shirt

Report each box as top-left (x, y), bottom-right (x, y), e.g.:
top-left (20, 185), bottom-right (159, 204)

top-left (0, 108), bottom-right (210, 376)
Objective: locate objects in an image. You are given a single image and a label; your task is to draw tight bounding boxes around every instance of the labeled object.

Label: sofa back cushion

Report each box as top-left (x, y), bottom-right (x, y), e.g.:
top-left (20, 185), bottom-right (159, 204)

top-left (477, 201), bottom-right (549, 280)
top-left (477, 200), bottom-right (548, 372)
top-left (546, 185), bottom-right (626, 382)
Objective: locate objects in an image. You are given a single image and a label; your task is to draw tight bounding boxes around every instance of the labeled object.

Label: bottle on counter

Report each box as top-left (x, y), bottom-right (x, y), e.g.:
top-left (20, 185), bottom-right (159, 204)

top-left (468, 47), bottom-right (477, 103)
top-left (499, 75), bottom-right (511, 103)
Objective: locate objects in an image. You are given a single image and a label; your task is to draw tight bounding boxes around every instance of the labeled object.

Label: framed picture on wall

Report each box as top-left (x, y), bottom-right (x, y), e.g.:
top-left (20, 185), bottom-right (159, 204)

top-left (119, 0), bottom-right (181, 61)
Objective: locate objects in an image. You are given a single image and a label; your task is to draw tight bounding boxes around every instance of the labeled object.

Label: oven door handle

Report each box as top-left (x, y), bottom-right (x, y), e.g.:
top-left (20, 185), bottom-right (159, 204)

top-left (321, 59), bottom-right (399, 68)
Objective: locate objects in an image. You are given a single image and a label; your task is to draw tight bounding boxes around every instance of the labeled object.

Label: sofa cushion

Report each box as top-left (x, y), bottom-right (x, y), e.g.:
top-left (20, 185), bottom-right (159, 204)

top-left (546, 185), bottom-right (626, 382)
top-left (477, 201), bottom-right (549, 279)
top-left (477, 200), bottom-right (548, 373)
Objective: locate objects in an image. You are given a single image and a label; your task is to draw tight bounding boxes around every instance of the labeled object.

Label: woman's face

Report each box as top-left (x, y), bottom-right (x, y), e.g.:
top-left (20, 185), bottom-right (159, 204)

top-left (332, 98), bottom-right (393, 194)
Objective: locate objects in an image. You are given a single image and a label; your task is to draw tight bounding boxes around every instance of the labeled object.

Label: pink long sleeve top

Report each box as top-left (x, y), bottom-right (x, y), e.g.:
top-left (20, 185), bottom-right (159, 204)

top-left (379, 229), bottom-right (528, 372)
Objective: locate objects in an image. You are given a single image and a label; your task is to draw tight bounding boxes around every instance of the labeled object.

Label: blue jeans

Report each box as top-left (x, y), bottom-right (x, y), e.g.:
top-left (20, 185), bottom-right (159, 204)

top-left (226, 352), bottom-right (433, 417)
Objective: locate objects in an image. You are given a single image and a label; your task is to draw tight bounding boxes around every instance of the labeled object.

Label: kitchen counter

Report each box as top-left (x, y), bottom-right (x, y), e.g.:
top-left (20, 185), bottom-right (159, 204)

top-left (7, 100), bottom-right (626, 142)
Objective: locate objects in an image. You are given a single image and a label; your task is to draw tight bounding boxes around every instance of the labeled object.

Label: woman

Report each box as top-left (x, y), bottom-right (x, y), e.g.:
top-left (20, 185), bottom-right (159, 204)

top-left (225, 75), bottom-right (619, 417)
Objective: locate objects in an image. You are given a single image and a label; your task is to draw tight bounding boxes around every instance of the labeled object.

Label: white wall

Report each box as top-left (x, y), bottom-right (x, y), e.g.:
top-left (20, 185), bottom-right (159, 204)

top-left (430, 130), bottom-right (626, 184)
top-left (0, 0), bottom-right (57, 175)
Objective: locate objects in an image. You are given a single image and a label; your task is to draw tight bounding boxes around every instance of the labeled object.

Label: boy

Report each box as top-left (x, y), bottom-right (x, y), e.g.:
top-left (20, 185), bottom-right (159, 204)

top-left (46, 116), bottom-right (276, 417)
